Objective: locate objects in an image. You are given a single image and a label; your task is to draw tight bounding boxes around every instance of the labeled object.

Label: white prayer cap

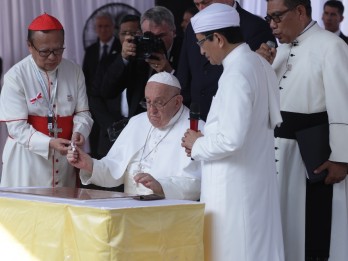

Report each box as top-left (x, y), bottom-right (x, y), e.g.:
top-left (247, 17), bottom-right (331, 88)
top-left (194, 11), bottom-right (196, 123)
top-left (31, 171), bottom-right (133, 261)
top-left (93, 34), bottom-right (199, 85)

top-left (191, 3), bottom-right (240, 34)
top-left (147, 72), bottom-right (181, 89)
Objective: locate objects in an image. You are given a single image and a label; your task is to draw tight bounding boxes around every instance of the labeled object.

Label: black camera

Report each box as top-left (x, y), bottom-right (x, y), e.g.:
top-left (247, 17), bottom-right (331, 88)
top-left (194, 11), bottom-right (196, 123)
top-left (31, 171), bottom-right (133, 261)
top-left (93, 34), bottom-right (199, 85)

top-left (132, 31), bottom-right (167, 60)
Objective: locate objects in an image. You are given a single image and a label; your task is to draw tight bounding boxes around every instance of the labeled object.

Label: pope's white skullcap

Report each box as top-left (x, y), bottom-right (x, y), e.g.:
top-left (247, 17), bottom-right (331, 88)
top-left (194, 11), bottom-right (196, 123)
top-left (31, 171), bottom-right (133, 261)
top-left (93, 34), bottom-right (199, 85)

top-left (147, 72), bottom-right (181, 89)
top-left (191, 3), bottom-right (240, 33)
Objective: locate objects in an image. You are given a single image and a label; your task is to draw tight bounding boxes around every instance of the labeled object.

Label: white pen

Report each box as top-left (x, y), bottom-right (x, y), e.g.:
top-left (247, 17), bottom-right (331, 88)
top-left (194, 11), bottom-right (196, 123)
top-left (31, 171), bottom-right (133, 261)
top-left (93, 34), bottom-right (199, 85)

top-left (71, 141), bottom-right (76, 152)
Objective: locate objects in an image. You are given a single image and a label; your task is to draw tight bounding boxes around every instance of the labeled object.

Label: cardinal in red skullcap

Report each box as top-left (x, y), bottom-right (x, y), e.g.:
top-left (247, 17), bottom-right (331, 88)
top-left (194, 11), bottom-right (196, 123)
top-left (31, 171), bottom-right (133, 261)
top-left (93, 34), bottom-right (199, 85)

top-left (0, 12), bottom-right (93, 188)
top-left (28, 13), bottom-right (63, 31)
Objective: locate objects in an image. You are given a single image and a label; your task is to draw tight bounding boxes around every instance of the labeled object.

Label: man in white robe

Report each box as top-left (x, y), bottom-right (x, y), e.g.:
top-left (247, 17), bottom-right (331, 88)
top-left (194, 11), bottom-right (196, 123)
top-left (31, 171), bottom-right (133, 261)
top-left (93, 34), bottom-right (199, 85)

top-left (263, 0), bottom-right (348, 260)
top-left (181, 4), bottom-right (284, 261)
top-left (67, 72), bottom-right (203, 200)
top-left (0, 14), bottom-right (93, 187)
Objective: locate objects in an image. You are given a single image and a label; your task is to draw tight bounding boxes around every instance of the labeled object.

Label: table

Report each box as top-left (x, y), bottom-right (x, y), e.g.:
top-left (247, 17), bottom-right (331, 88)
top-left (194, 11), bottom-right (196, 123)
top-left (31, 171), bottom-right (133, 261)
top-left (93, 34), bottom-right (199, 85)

top-left (0, 188), bottom-right (204, 261)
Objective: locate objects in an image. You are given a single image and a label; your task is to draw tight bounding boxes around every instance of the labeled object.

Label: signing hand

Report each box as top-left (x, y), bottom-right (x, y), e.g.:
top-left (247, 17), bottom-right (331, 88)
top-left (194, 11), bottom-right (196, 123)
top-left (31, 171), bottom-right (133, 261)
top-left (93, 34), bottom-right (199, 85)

top-left (134, 173), bottom-right (164, 195)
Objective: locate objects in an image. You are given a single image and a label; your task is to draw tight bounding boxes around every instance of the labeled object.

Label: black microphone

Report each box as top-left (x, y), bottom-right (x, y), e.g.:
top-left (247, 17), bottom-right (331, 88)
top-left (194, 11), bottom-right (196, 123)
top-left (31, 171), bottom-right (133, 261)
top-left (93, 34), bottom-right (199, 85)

top-left (266, 40), bottom-right (276, 49)
top-left (189, 103), bottom-right (200, 132)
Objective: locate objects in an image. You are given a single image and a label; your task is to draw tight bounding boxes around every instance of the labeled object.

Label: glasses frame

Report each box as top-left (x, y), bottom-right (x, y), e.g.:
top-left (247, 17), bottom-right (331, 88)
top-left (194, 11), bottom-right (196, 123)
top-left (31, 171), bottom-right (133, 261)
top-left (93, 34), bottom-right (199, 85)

top-left (140, 94), bottom-right (179, 110)
top-left (30, 42), bottom-right (65, 57)
top-left (196, 34), bottom-right (214, 47)
top-left (264, 8), bottom-right (293, 24)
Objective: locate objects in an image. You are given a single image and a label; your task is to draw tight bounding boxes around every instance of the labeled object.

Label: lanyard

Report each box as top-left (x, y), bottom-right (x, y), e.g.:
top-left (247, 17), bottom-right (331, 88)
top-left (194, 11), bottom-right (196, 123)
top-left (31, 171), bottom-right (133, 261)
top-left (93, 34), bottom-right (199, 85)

top-left (29, 57), bottom-right (58, 117)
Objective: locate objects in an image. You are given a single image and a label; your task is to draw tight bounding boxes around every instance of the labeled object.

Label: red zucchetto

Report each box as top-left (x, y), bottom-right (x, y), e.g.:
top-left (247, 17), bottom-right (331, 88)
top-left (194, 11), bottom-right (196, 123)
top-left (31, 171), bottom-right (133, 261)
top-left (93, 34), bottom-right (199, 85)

top-left (28, 13), bottom-right (63, 31)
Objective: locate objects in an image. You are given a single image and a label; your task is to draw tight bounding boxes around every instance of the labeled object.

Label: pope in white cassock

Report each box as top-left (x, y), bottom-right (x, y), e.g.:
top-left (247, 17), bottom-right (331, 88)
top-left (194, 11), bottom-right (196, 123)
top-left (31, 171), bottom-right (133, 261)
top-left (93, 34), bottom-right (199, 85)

top-left (67, 72), bottom-right (203, 200)
top-left (181, 4), bottom-right (284, 261)
top-left (0, 13), bottom-right (93, 188)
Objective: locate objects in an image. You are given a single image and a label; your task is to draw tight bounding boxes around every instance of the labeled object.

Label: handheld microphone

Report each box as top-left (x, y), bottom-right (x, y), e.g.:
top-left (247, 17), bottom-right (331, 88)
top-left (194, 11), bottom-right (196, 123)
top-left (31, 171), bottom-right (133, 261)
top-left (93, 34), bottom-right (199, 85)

top-left (189, 103), bottom-right (200, 132)
top-left (266, 41), bottom-right (276, 49)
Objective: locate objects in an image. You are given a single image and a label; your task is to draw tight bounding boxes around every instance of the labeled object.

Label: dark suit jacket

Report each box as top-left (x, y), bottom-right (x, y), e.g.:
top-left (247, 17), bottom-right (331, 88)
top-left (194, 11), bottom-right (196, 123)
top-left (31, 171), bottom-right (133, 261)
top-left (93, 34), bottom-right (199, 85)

top-left (339, 32), bottom-right (348, 45)
top-left (82, 38), bottom-right (122, 157)
top-left (177, 3), bottom-right (277, 121)
top-left (98, 36), bottom-right (183, 118)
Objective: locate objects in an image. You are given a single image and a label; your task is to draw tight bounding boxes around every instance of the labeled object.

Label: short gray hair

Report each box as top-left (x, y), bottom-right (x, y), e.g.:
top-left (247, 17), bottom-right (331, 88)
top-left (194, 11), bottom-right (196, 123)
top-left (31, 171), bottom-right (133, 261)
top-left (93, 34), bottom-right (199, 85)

top-left (95, 12), bottom-right (114, 25)
top-left (141, 6), bottom-right (176, 31)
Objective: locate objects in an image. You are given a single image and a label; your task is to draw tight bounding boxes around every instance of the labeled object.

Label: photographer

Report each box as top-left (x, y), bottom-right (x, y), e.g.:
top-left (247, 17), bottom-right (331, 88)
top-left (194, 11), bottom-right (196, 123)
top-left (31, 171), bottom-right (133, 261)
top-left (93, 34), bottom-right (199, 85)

top-left (95, 6), bottom-right (182, 118)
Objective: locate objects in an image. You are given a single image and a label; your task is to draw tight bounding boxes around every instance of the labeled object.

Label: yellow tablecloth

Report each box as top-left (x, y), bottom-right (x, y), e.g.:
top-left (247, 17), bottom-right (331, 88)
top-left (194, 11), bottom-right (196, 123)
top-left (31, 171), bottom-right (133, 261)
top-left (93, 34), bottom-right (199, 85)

top-left (0, 192), bottom-right (204, 261)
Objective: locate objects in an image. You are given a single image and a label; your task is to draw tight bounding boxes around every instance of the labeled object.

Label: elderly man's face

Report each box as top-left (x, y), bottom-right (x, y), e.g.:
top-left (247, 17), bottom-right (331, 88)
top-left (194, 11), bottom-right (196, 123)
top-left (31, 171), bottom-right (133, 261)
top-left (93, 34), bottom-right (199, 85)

top-left (141, 20), bottom-right (175, 52)
top-left (95, 16), bottom-right (114, 43)
top-left (266, 0), bottom-right (302, 43)
top-left (28, 30), bottom-right (64, 71)
top-left (144, 82), bottom-right (182, 129)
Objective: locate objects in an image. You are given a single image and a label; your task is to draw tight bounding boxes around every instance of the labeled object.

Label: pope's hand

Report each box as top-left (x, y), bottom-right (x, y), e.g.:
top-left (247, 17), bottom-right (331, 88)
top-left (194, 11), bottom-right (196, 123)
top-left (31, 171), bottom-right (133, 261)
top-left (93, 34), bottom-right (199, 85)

top-left (67, 145), bottom-right (93, 172)
top-left (134, 173), bottom-right (164, 196)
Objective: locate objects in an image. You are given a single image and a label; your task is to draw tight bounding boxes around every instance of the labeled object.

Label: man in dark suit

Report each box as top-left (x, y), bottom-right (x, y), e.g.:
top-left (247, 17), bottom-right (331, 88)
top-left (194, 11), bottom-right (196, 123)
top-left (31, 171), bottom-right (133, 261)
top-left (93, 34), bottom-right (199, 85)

top-left (177, 0), bottom-right (277, 121)
top-left (322, 0), bottom-right (348, 44)
top-left (82, 12), bottom-right (122, 159)
top-left (97, 6), bottom-right (182, 118)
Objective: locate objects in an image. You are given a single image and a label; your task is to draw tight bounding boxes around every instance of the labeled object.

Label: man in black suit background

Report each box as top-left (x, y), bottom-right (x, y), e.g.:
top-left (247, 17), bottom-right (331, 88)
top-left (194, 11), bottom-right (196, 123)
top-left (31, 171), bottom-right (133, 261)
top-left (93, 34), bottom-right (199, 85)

top-left (177, 0), bottom-right (277, 121)
top-left (97, 6), bottom-right (182, 118)
top-left (82, 12), bottom-right (122, 159)
top-left (322, 0), bottom-right (348, 44)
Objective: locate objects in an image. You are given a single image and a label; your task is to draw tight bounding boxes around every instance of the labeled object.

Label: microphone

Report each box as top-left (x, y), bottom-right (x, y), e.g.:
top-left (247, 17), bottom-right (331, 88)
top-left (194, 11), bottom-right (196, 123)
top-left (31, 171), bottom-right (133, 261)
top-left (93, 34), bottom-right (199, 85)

top-left (189, 103), bottom-right (200, 132)
top-left (266, 40), bottom-right (276, 49)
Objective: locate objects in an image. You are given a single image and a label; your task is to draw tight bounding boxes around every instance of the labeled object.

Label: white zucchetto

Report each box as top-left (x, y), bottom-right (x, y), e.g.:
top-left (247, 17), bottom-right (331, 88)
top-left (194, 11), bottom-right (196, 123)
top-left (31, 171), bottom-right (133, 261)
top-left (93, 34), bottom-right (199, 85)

top-left (191, 3), bottom-right (240, 34)
top-left (147, 72), bottom-right (181, 89)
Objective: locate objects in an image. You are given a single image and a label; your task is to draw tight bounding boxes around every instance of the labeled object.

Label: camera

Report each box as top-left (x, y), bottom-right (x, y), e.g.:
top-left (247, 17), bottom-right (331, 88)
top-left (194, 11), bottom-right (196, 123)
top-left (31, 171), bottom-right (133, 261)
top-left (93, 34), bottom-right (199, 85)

top-left (132, 31), bottom-right (167, 60)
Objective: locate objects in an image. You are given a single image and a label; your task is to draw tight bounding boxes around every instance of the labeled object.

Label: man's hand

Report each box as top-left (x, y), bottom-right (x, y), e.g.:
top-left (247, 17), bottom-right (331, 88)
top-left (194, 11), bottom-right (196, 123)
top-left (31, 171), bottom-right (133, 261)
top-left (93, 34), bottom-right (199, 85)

top-left (66, 145), bottom-right (93, 172)
top-left (134, 173), bottom-right (164, 195)
top-left (49, 138), bottom-right (71, 155)
top-left (71, 132), bottom-right (85, 147)
top-left (256, 42), bottom-right (277, 64)
top-left (121, 35), bottom-right (137, 60)
top-left (146, 52), bottom-right (173, 73)
top-left (315, 160), bottom-right (348, 184)
top-left (181, 129), bottom-right (203, 157)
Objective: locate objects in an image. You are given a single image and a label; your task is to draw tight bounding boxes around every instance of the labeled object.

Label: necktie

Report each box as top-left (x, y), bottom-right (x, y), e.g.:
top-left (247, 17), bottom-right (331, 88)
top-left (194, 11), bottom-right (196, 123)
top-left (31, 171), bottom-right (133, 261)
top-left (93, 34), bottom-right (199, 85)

top-left (101, 44), bottom-right (108, 61)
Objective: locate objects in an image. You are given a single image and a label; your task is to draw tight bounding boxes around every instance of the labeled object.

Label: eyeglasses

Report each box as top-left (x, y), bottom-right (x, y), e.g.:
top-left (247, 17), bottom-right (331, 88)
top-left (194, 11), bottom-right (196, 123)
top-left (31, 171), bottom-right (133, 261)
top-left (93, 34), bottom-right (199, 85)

top-left (140, 94), bottom-right (179, 110)
top-left (264, 8), bottom-right (293, 23)
top-left (31, 43), bottom-right (65, 57)
top-left (196, 34), bottom-right (214, 47)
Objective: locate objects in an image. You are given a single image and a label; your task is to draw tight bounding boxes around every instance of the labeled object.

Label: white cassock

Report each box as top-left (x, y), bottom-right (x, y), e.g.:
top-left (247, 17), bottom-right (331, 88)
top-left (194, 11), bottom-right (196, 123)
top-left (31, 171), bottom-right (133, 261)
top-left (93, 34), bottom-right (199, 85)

top-left (191, 44), bottom-right (284, 261)
top-left (0, 55), bottom-right (93, 187)
top-left (272, 22), bottom-right (348, 261)
top-left (80, 105), bottom-right (203, 200)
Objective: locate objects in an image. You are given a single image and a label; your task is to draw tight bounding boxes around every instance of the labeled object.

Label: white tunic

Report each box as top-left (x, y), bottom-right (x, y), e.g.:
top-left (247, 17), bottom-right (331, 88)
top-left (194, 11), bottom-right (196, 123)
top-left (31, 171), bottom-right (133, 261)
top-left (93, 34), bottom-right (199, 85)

top-left (272, 23), bottom-right (348, 261)
top-left (0, 55), bottom-right (93, 187)
top-left (191, 44), bottom-right (284, 261)
top-left (80, 105), bottom-right (203, 200)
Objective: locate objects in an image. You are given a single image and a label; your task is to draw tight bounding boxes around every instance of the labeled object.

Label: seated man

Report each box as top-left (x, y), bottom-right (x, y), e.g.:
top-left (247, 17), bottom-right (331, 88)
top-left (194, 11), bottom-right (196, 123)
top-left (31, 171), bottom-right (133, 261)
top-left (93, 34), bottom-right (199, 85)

top-left (67, 72), bottom-right (203, 200)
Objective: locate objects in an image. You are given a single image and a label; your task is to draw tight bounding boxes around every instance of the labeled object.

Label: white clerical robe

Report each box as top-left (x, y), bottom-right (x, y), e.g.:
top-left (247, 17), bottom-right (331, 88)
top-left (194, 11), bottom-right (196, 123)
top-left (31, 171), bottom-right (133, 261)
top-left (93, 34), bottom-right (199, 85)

top-left (80, 105), bottom-right (203, 200)
top-left (0, 55), bottom-right (93, 187)
top-left (191, 44), bottom-right (284, 261)
top-left (272, 22), bottom-right (348, 261)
